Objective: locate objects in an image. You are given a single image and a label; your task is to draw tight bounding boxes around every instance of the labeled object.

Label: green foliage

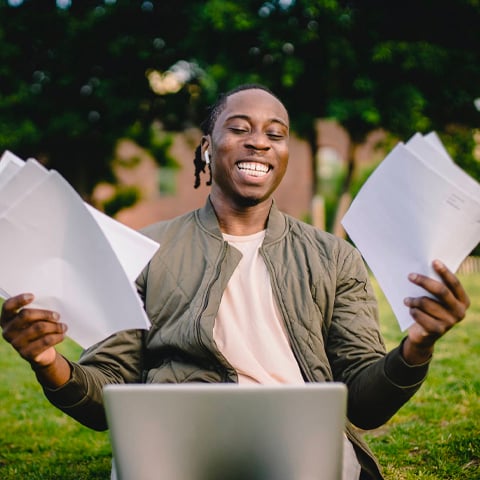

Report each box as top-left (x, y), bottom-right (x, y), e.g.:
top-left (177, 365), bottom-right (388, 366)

top-left (440, 126), bottom-right (480, 181)
top-left (102, 185), bottom-right (139, 217)
top-left (1, 0), bottom-right (479, 200)
top-left (0, 1), bottom-right (199, 194)
top-left (202, 0), bottom-right (257, 31)
top-left (126, 122), bottom-right (178, 168)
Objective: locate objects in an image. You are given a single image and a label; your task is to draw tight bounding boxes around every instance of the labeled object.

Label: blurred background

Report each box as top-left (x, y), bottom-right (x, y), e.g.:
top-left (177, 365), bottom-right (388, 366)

top-left (1, 4), bottom-right (479, 478)
top-left (1, 0), bottom-right (479, 246)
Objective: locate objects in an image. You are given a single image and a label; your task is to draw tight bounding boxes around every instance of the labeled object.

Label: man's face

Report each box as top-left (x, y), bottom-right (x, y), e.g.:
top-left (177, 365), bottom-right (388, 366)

top-left (208, 88), bottom-right (290, 207)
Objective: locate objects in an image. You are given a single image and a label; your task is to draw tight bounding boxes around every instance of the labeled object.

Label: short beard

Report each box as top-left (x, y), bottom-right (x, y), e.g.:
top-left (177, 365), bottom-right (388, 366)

top-left (233, 193), bottom-right (262, 208)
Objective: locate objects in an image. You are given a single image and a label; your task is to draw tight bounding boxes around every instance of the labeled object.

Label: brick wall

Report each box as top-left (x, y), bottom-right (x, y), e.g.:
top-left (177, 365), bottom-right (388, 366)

top-left (108, 130), bottom-right (314, 230)
top-left (92, 121), bottom-right (384, 231)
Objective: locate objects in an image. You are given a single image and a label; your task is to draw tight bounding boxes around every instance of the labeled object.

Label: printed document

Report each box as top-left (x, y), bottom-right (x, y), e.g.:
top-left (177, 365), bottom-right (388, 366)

top-left (342, 133), bottom-right (480, 330)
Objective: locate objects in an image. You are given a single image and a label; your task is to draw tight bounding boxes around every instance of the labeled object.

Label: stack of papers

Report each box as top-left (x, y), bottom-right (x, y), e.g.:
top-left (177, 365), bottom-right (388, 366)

top-left (0, 151), bottom-right (159, 348)
top-left (342, 132), bottom-right (480, 331)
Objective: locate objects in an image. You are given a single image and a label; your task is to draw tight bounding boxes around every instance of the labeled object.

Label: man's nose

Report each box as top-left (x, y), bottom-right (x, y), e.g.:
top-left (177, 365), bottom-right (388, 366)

top-left (245, 131), bottom-right (270, 151)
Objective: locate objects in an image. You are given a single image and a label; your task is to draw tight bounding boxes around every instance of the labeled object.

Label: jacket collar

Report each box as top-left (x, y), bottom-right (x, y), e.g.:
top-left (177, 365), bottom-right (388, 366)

top-left (197, 196), bottom-right (288, 245)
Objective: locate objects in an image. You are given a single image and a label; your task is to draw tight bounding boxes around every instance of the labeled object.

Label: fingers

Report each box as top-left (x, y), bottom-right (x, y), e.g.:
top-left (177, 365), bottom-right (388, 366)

top-left (1, 293), bottom-right (67, 366)
top-left (11, 323), bottom-right (66, 368)
top-left (404, 299), bottom-right (452, 338)
top-left (406, 260), bottom-right (470, 323)
top-left (404, 260), bottom-right (470, 348)
top-left (432, 259), bottom-right (470, 312)
top-left (5, 313), bottom-right (66, 346)
top-left (0, 293), bottom-right (35, 326)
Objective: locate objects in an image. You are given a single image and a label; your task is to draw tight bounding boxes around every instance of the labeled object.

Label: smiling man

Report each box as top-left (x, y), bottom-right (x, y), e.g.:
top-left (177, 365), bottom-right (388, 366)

top-left (1, 84), bottom-right (471, 480)
top-left (205, 86), bottom-right (289, 215)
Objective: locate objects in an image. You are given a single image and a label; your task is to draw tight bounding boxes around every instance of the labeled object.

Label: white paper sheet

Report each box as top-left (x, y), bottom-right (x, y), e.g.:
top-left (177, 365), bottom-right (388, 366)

top-left (86, 204), bottom-right (159, 282)
top-left (406, 133), bottom-right (480, 200)
top-left (0, 151), bottom-right (159, 282)
top-left (0, 150), bottom-right (160, 348)
top-left (0, 150), bottom-right (25, 190)
top-left (0, 158), bottom-right (47, 213)
top-left (341, 133), bottom-right (480, 331)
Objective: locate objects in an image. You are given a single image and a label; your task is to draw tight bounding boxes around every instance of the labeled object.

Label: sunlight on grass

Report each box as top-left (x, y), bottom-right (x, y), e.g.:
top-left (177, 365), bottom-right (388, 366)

top-left (0, 308), bottom-right (112, 480)
top-left (0, 274), bottom-right (479, 479)
top-left (367, 274), bottom-right (480, 480)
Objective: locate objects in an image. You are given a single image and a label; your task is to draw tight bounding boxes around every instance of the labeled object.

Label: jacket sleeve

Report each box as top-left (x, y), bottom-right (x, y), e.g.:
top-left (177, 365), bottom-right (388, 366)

top-left (42, 328), bottom-right (145, 431)
top-left (327, 247), bottom-right (430, 430)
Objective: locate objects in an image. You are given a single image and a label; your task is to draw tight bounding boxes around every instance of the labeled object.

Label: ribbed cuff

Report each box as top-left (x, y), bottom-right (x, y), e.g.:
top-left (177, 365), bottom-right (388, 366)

top-left (43, 361), bottom-right (89, 408)
top-left (384, 338), bottom-right (431, 387)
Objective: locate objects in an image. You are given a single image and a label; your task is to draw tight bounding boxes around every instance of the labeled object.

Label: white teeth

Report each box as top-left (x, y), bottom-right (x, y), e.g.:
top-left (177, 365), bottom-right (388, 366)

top-left (237, 162), bottom-right (269, 176)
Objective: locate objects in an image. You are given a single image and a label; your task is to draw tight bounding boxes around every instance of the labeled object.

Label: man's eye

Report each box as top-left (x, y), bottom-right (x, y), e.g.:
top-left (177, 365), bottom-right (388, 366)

top-left (267, 132), bottom-right (285, 140)
top-left (229, 127), bottom-right (249, 134)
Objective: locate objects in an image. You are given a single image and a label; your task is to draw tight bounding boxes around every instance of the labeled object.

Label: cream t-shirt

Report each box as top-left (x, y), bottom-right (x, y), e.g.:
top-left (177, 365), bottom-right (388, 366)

top-left (213, 231), bottom-right (361, 480)
top-left (214, 230), bottom-right (304, 384)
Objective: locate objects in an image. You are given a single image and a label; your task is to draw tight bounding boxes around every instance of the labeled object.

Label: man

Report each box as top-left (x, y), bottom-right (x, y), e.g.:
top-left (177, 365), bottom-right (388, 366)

top-left (0, 84), bottom-right (470, 479)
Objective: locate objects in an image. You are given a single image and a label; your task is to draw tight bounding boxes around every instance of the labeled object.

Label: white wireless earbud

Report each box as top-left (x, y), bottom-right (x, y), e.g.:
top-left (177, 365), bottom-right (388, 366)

top-left (204, 151), bottom-right (211, 165)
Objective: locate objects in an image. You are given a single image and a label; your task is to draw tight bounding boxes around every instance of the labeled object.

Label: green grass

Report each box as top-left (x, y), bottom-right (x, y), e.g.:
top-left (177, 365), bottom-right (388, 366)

top-left (0, 338), bottom-right (112, 479)
top-left (366, 274), bottom-right (480, 480)
top-left (0, 274), bottom-right (479, 479)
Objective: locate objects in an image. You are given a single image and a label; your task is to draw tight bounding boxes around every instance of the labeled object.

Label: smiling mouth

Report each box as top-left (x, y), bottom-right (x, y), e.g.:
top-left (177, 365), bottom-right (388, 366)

top-left (237, 161), bottom-right (271, 177)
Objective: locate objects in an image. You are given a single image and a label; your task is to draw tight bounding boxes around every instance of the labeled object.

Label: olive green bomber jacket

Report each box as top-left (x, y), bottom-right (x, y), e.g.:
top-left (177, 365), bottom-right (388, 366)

top-left (44, 198), bottom-right (431, 479)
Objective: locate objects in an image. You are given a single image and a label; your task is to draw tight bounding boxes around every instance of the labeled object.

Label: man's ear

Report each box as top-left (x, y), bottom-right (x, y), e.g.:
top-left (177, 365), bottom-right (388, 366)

top-left (201, 136), bottom-right (210, 154)
top-left (201, 136), bottom-right (211, 164)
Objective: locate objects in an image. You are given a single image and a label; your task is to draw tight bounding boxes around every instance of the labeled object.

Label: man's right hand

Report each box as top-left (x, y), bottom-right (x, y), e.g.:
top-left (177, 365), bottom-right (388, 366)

top-left (1, 294), bottom-right (71, 387)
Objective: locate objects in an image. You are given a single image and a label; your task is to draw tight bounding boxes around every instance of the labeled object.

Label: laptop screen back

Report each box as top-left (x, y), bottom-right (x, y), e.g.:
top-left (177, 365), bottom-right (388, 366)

top-left (103, 383), bottom-right (347, 480)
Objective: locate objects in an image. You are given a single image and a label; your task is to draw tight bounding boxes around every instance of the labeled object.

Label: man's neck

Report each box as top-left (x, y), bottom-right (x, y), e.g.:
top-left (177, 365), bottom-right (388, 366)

top-left (210, 194), bottom-right (272, 236)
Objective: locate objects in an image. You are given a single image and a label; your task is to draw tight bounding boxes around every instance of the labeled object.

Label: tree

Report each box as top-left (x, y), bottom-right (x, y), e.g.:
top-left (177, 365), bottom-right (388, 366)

top-left (0, 0), bottom-right (201, 195)
top-left (1, 0), bottom-right (479, 225)
top-left (184, 0), bottom-right (480, 229)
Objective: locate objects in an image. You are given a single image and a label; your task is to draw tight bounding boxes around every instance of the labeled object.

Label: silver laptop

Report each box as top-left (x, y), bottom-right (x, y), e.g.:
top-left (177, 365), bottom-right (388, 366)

top-left (103, 383), bottom-right (347, 480)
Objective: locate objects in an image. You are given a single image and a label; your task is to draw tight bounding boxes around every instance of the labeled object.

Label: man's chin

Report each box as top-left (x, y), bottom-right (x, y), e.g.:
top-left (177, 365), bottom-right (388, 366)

top-left (236, 196), bottom-right (261, 207)
top-left (229, 187), bottom-right (275, 208)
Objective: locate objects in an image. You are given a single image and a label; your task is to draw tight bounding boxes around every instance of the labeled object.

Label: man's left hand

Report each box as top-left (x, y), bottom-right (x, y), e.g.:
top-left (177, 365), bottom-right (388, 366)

top-left (402, 259), bottom-right (470, 365)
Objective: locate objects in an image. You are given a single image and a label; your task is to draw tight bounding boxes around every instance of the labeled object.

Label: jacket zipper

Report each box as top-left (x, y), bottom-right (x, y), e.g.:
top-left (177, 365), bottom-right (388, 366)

top-left (260, 249), bottom-right (316, 383)
top-left (194, 240), bottom-right (233, 382)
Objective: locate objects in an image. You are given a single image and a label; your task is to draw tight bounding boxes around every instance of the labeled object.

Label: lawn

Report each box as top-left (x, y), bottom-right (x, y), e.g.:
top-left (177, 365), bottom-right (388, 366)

top-left (0, 334), bottom-right (111, 479)
top-left (365, 274), bottom-right (480, 480)
top-left (0, 274), bottom-right (478, 479)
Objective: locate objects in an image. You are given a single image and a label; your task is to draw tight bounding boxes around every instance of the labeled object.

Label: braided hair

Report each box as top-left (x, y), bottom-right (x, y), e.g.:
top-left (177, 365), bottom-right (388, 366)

top-left (193, 83), bottom-right (281, 188)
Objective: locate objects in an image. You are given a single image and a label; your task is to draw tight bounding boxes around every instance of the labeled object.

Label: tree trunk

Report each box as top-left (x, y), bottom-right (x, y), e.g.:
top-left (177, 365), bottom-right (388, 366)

top-left (332, 140), bottom-right (357, 238)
